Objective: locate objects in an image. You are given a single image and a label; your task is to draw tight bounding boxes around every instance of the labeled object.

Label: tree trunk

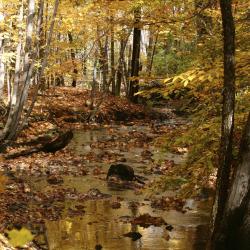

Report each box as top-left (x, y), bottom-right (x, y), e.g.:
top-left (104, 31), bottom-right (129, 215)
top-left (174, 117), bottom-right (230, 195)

top-left (68, 32), bottom-right (78, 87)
top-left (0, 1), bottom-right (5, 99)
top-left (211, 0), bottom-right (236, 248)
top-left (116, 39), bottom-right (125, 96)
top-left (0, 2), bottom-right (24, 145)
top-left (110, 17), bottom-right (115, 95)
top-left (128, 8), bottom-right (141, 103)
top-left (116, 31), bottom-right (130, 96)
top-left (147, 31), bottom-right (158, 77)
top-left (37, 0), bottom-right (46, 91)
top-left (211, 113), bottom-right (250, 250)
top-left (20, 0), bottom-right (59, 129)
top-left (98, 35), bottom-right (109, 92)
top-left (0, 36), bottom-right (5, 98)
top-left (0, 0), bottom-right (59, 148)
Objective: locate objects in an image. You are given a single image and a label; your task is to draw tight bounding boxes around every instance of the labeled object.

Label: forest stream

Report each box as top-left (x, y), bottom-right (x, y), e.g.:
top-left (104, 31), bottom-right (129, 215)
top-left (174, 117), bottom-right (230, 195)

top-left (0, 0), bottom-right (248, 248)
top-left (17, 119), bottom-right (212, 250)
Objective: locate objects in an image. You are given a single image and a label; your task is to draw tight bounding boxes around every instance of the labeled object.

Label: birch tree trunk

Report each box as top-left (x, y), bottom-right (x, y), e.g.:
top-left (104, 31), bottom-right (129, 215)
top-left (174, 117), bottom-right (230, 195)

top-left (0, 1), bottom-right (25, 145)
top-left (0, 0), bottom-right (59, 149)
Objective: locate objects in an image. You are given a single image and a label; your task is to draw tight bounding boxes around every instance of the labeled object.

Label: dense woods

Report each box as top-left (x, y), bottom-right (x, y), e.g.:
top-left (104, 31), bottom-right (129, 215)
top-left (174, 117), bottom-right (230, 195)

top-left (0, 0), bottom-right (249, 249)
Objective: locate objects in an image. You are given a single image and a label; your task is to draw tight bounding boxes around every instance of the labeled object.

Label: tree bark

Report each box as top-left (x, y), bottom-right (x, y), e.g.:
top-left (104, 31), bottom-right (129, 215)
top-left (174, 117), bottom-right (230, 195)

top-left (116, 31), bottom-right (130, 96)
top-left (0, 0), bottom-right (59, 148)
top-left (211, 113), bottom-right (250, 250)
top-left (128, 8), bottom-right (141, 103)
top-left (20, 0), bottom-right (59, 129)
top-left (0, 1), bottom-right (5, 99)
top-left (68, 32), bottom-right (78, 87)
top-left (0, 36), bottom-right (5, 98)
top-left (0, 2), bottom-right (24, 144)
top-left (116, 39), bottom-right (125, 96)
top-left (37, 0), bottom-right (46, 90)
top-left (110, 16), bottom-right (116, 95)
top-left (211, 0), bottom-right (236, 248)
top-left (98, 34), bottom-right (109, 92)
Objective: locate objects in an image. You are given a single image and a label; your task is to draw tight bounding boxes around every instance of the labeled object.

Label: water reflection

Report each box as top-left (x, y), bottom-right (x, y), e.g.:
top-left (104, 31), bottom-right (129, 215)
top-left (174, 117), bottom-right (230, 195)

top-left (44, 125), bottom-right (210, 250)
top-left (46, 199), bottom-right (210, 250)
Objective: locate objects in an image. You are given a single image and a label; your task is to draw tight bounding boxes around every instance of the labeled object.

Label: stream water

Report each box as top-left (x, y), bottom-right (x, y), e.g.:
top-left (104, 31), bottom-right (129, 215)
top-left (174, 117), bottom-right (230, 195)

top-left (30, 122), bottom-right (211, 250)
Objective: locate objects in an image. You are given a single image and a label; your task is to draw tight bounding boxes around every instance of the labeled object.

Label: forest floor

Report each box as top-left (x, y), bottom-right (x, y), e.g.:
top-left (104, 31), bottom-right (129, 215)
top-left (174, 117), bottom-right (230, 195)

top-left (0, 87), bottom-right (213, 249)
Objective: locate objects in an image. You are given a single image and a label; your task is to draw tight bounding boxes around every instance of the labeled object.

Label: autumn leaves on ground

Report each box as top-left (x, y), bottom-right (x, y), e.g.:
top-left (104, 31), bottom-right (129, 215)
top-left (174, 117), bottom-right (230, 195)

top-left (0, 88), bottom-right (189, 249)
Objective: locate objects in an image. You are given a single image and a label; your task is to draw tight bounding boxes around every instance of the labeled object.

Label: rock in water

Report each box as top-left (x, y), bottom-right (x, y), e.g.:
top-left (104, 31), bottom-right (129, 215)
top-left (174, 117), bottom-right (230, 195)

top-left (107, 164), bottom-right (135, 181)
top-left (123, 232), bottom-right (142, 241)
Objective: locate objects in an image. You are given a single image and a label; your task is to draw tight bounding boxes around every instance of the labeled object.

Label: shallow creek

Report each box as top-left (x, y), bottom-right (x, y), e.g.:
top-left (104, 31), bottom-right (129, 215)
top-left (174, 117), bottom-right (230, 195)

top-left (32, 122), bottom-right (211, 250)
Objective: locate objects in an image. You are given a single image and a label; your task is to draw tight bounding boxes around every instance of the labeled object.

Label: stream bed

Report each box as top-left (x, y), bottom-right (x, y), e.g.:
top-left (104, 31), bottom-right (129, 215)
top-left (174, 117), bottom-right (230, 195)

top-left (25, 121), bottom-right (211, 250)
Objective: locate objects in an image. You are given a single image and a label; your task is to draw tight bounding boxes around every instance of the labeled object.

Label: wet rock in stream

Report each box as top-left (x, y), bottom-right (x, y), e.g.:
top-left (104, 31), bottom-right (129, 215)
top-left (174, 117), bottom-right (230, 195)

top-left (106, 163), bottom-right (145, 185)
top-left (123, 232), bottom-right (142, 241)
top-left (107, 164), bottom-right (134, 181)
top-left (95, 244), bottom-right (103, 250)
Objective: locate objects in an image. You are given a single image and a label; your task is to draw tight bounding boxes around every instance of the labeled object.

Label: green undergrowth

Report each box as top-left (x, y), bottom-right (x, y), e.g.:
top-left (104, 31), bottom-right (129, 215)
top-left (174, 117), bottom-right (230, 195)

top-left (146, 51), bottom-right (250, 197)
top-left (158, 89), bottom-right (249, 198)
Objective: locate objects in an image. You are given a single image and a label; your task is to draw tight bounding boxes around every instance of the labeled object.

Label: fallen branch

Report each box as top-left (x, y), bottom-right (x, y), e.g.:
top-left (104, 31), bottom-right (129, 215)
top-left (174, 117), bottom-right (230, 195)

top-left (5, 130), bottom-right (73, 159)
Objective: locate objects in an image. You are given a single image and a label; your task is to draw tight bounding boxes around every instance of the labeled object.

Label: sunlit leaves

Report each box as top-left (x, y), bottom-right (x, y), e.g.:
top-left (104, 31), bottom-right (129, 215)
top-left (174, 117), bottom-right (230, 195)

top-left (7, 228), bottom-right (34, 248)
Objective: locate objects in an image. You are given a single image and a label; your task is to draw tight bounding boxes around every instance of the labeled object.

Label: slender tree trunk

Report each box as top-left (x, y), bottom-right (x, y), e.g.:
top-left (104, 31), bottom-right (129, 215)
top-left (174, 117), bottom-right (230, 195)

top-left (3, 0), bottom-right (60, 142)
top-left (37, 0), bottom-right (46, 90)
top-left (68, 32), bottom-right (78, 87)
top-left (21, 0), bottom-right (59, 125)
top-left (146, 29), bottom-right (154, 76)
top-left (147, 31), bottom-right (158, 77)
top-left (116, 39), bottom-right (125, 96)
top-left (0, 2), bottom-right (5, 99)
top-left (103, 36), bottom-right (109, 92)
top-left (7, 0), bottom-right (36, 140)
top-left (129, 8), bottom-right (141, 103)
top-left (211, 0), bottom-right (236, 248)
top-left (0, 36), bottom-right (5, 98)
top-left (81, 49), bottom-right (87, 86)
top-left (0, 2), bottom-right (24, 145)
top-left (90, 57), bottom-right (98, 110)
top-left (98, 35), bottom-right (108, 92)
top-left (6, 67), bottom-right (12, 107)
top-left (116, 31), bottom-right (130, 96)
top-left (125, 43), bottom-right (132, 96)
top-left (110, 17), bottom-right (115, 95)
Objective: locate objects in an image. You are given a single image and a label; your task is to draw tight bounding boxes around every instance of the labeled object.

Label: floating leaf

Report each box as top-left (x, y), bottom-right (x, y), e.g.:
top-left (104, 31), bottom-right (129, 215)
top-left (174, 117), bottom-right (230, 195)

top-left (7, 228), bottom-right (34, 247)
